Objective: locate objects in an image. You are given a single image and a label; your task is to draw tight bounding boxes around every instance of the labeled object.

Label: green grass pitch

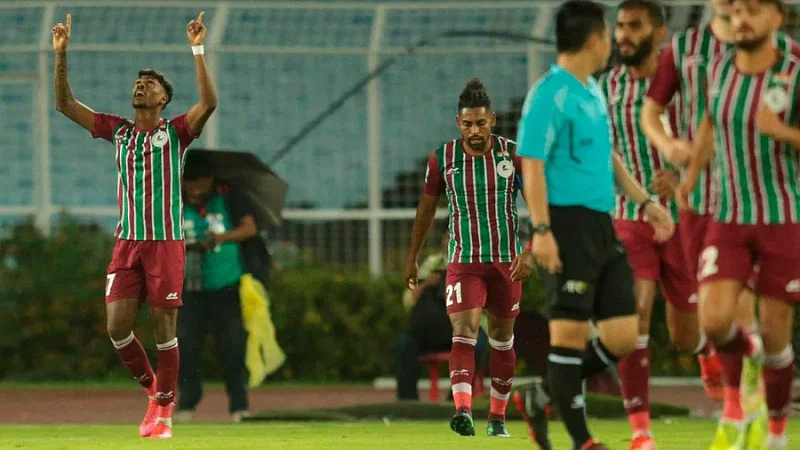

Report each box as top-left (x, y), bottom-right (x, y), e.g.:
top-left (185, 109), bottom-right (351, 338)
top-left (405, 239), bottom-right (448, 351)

top-left (2, 419), bottom-right (797, 450)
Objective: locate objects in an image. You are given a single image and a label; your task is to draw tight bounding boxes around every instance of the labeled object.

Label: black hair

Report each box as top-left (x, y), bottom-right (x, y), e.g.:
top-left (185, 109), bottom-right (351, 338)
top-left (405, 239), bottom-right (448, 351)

top-left (457, 78), bottom-right (491, 111)
top-left (138, 68), bottom-right (174, 108)
top-left (183, 153), bottom-right (213, 181)
top-left (555, 0), bottom-right (608, 54)
top-left (618, 0), bottom-right (666, 27)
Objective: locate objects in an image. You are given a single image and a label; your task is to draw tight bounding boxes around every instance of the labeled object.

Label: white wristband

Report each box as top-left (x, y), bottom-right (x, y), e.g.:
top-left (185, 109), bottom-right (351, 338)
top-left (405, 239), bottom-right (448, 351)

top-left (191, 45), bottom-right (204, 55)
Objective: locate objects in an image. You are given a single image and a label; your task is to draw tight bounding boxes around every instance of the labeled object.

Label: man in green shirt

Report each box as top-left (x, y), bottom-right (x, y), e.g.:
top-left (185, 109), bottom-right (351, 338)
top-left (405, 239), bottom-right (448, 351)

top-left (175, 155), bottom-right (259, 422)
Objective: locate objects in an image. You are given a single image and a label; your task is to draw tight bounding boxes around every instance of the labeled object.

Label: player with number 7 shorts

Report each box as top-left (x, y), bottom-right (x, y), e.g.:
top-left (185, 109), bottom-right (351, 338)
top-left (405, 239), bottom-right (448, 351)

top-left (52, 11), bottom-right (217, 439)
top-left (404, 78), bottom-right (535, 439)
top-left (678, 1), bottom-right (800, 449)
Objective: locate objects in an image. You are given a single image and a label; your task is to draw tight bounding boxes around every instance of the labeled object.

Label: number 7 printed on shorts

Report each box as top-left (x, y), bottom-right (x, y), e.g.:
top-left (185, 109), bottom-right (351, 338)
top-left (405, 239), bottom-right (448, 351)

top-left (446, 282), bottom-right (463, 307)
top-left (106, 273), bottom-right (116, 297)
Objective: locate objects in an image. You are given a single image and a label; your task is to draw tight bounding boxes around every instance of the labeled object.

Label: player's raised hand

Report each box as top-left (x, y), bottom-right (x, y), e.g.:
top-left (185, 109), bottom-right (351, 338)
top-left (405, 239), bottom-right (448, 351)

top-left (187, 11), bottom-right (206, 46)
top-left (52, 13), bottom-right (71, 52)
top-left (644, 201), bottom-right (675, 243)
top-left (403, 260), bottom-right (419, 290)
top-left (510, 250), bottom-right (535, 281)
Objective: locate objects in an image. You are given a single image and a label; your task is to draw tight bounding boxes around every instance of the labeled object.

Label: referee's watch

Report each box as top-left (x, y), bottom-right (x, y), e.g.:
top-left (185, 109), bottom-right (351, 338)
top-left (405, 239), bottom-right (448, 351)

top-left (531, 223), bottom-right (551, 235)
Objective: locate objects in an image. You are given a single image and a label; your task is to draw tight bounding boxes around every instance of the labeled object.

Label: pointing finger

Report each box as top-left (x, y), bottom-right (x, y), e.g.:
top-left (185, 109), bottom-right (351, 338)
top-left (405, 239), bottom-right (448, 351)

top-left (66, 13), bottom-right (71, 33)
top-left (197, 11), bottom-right (205, 23)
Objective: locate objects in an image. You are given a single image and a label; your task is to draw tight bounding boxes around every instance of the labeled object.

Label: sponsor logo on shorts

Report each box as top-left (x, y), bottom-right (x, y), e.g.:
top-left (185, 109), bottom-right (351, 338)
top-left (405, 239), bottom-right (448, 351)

top-left (511, 302), bottom-right (520, 311)
top-left (562, 280), bottom-right (588, 294)
top-left (571, 394), bottom-right (586, 410)
top-left (786, 280), bottom-right (800, 293)
top-left (688, 294), bottom-right (698, 304)
top-left (166, 292), bottom-right (179, 301)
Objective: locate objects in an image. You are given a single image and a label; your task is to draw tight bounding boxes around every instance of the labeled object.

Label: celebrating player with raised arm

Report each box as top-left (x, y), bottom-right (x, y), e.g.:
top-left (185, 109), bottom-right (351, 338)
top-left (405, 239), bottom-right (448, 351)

top-left (53, 11), bottom-right (217, 439)
top-left (677, 1), bottom-right (800, 448)
top-left (404, 78), bottom-right (534, 439)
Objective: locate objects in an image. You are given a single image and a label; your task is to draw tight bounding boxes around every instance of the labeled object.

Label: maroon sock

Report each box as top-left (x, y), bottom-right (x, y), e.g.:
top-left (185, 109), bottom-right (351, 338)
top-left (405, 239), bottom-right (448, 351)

top-left (112, 333), bottom-right (155, 393)
top-left (617, 339), bottom-right (650, 427)
top-left (764, 348), bottom-right (794, 427)
top-left (488, 337), bottom-right (515, 420)
top-left (715, 327), bottom-right (751, 389)
top-left (450, 336), bottom-right (476, 412)
top-left (155, 338), bottom-right (180, 407)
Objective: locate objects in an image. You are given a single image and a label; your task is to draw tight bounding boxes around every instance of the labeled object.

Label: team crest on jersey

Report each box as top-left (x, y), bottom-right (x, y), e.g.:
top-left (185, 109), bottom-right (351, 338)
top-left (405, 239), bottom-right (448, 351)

top-left (496, 160), bottom-right (514, 178)
top-left (764, 86), bottom-right (789, 113)
top-left (152, 129), bottom-right (169, 147)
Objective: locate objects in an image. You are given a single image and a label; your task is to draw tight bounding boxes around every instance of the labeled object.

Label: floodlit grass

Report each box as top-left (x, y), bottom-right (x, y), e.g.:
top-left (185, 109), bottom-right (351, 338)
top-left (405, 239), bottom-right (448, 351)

top-left (3, 419), bottom-right (795, 450)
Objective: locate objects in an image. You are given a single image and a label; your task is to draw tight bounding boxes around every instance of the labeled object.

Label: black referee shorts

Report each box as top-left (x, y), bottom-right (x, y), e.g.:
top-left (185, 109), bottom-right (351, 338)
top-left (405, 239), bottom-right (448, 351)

top-left (538, 206), bottom-right (636, 322)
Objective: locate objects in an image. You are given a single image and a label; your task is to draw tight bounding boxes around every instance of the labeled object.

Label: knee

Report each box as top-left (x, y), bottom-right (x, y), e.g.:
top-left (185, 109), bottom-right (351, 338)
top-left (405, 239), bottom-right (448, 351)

top-left (597, 319), bottom-right (638, 357)
top-left (107, 320), bottom-right (133, 342)
top-left (670, 331), bottom-right (698, 353)
top-left (452, 321), bottom-right (480, 339)
top-left (604, 332), bottom-right (637, 358)
top-left (152, 310), bottom-right (178, 343)
top-left (668, 314), bottom-right (699, 353)
top-left (550, 320), bottom-right (591, 350)
top-left (487, 326), bottom-right (514, 344)
top-left (700, 311), bottom-right (733, 344)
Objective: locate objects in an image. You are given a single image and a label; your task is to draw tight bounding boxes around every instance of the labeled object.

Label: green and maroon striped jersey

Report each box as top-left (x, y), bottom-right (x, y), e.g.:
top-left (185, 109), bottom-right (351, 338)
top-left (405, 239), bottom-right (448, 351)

top-left (707, 50), bottom-right (800, 224)
top-left (648, 26), bottom-right (798, 215)
top-left (423, 135), bottom-right (522, 263)
top-left (93, 113), bottom-right (199, 240)
top-left (599, 65), bottom-right (679, 222)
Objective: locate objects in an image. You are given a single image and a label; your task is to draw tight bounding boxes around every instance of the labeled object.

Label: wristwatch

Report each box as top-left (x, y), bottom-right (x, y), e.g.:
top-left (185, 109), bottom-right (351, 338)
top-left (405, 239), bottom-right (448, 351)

top-left (531, 223), bottom-right (551, 235)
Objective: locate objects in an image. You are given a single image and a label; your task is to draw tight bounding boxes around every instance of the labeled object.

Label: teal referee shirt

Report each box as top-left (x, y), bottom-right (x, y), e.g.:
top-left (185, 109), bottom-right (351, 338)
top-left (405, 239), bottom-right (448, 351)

top-left (517, 64), bottom-right (615, 213)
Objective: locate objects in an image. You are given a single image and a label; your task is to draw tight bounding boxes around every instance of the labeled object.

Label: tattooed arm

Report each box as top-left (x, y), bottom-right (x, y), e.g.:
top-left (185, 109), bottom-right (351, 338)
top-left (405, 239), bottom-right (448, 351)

top-left (53, 14), bottom-right (96, 133)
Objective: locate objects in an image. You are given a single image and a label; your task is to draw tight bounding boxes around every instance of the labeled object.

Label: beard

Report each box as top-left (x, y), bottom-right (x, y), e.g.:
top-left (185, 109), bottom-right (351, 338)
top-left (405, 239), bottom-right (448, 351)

top-left (467, 136), bottom-right (487, 151)
top-left (736, 34), bottom-right (770, 52)
top-left (132, 97), bottom-right (148, 109)
top-left (618, 34), bottom-right (654, 67)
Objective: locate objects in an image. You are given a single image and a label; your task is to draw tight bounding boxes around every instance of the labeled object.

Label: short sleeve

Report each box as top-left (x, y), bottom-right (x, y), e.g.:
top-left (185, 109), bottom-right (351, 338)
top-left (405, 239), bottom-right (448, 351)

top-left (92, 113), bottom-right (126, 142)
top-left (516, 79), bottom-right (563, 161)
top-left (423, 152), bottom-right (444, 197)
top-left (513, 155), bottom-right (523, 190)
top-left (597, 75), bottom-right (620, 149)
top-left (647, 45), bottom-right (680, 106)
top-left (170, 114), bottom-right (200, 148)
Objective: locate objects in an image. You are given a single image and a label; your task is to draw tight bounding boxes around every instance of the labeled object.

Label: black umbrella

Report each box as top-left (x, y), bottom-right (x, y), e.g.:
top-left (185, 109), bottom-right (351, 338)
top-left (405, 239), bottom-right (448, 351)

top-left (186, 149), bottom-right (288, 228)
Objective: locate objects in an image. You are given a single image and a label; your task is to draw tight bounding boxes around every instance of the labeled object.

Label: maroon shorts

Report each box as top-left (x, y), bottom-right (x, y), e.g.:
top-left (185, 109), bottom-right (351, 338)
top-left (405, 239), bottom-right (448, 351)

top-left (614, 220), bottom-right (696, 311)
top-left (105, 239), bottom-right (186, 308)
top-left (699, 221), bottom-right (800, 302)
top-left (445, 262), bottom-right (522, 319)
top-left (678, 211), bottom-right (711, 280)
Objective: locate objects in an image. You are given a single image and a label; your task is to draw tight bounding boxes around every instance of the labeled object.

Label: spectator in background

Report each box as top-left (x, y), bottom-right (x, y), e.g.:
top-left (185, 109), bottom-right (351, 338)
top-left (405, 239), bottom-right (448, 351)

top-left (395, 229), bottom-right (488, 401)
top-left (175, 155), bottom-right (259, 423)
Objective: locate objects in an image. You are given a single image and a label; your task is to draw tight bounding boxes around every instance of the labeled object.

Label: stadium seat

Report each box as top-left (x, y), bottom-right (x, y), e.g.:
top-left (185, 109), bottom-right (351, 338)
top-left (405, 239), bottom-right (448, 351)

top-left (419, 352), bottom-right (485, 402)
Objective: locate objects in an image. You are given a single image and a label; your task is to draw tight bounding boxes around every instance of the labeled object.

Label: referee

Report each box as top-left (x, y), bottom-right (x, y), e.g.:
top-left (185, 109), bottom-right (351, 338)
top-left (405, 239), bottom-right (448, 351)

top-left (516, 1), bottom-right (675, 449)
